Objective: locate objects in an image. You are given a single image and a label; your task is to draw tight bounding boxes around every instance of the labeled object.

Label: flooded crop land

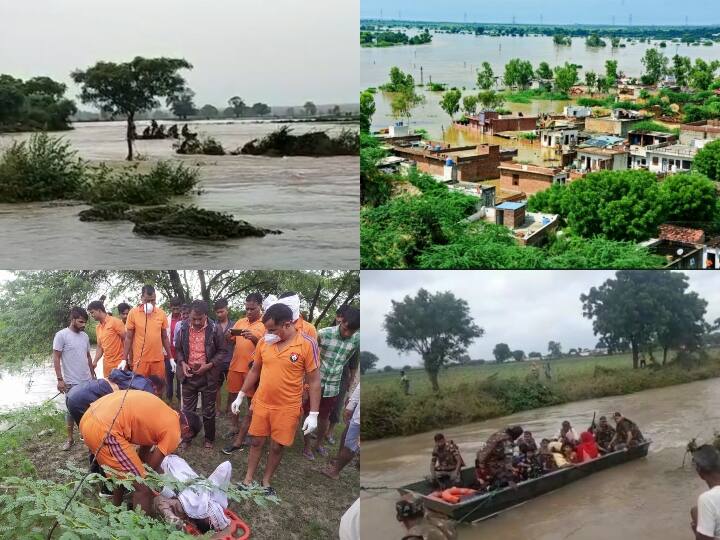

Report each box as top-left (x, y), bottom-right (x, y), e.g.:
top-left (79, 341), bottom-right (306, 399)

top-left (0, 120), bottom-right (359, 269)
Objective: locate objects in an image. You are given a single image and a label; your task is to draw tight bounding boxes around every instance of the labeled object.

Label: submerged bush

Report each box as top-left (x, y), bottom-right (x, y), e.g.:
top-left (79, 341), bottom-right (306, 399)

top-left (81, 161), bottom-right (200, 205)
top-left (0, 133), bottom-right (85, 202)
top-left (238, 126), bottom-right (359, 156)
top-left (175, 135), bottom-right (226, 155)
top-left (78, 202), bottom-right (131, 221)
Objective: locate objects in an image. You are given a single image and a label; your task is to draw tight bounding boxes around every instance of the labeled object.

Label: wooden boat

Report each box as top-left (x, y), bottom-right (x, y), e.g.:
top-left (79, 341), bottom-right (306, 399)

top-left (398, 440), bottom-right (651, 523)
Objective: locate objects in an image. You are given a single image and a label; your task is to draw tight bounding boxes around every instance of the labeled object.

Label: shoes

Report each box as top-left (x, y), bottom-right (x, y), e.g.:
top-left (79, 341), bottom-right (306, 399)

top-left (263, 486), bottom-right (277, 497)
top-left (61, 439), bottom-right (73, 451)
top-left (315, 446), bottom-right (329, 457)
top-left (222, 444), bottom-right (245, 455)
top-left (326, 434), bottom-right (336, 445)
top-left (302, 449), bottom-right (315, 461)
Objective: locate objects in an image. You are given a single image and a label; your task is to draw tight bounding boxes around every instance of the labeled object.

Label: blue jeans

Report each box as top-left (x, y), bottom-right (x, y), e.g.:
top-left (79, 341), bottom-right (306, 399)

top-left (344, 421), bottom-right (360, 453)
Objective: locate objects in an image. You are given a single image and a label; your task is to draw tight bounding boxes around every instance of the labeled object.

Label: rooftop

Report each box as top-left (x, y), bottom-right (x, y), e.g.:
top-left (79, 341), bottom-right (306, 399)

top-left (577, 146), bottom-right (628, 156)
top-left (496, 201), bottom-right (526, 210)
top-left (583, 135), bottom-right (626, 148)
top-left (647, 143), bottom-right (698, 157)
top-left (658, 224), bottom-right (705, 245)
top-left (499, 162), bottom-right (562, 176)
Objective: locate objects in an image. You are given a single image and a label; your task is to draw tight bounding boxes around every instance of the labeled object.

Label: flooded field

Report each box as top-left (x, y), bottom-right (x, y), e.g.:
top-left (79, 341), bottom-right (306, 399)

top-left (0, 120), bottom-right (359, 269)
top-left (362, 33), bottom-right (719, 156)
top-left (361, 377), bottom-right (720, 539)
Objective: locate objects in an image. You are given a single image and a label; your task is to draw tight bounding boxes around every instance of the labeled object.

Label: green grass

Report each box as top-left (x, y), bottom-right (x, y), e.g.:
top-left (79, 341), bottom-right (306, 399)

top-left (500, 88), bottom-right (570, 104)
top-left (363, 349), bottom-right (720, 440)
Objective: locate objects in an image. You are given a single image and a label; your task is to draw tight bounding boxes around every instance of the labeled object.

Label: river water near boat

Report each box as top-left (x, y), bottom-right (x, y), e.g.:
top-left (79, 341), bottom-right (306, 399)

top-left (0, 120), bottom-right (358, 269)
top-left (361, 377), bottom-right (720, 539)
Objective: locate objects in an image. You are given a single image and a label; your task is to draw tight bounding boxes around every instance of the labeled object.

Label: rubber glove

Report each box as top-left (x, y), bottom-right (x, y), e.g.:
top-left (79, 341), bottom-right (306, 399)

top-left (169, 358), bottom-right (176, 373)
top-left (118, 359), bottom-right (128, 371)
top-left (231, 391), bottom-right (246, 415)
top-left (302, 411), bottom-right (319, 435)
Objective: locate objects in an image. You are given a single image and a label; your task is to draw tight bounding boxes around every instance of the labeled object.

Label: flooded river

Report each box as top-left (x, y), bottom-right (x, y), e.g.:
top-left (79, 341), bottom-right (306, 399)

top-left (0, 120), bottom-right (358, 269)
top-left (361, 377), bottom-right (720, 539)
top-left (362, 33), bottom-right (720, 155)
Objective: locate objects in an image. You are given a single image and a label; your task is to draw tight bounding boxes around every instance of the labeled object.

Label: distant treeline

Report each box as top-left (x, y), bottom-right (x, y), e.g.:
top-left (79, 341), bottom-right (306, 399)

top-left (361, 28), bottom-right (432, 47)
top-left (0, 75), bottom-right (76, 132)
top-left (361, 20), bottom-right (720, 42)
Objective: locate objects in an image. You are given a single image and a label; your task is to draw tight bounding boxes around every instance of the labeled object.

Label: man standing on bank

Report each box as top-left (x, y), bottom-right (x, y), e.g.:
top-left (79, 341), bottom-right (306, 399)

top-left (231, 303), bottom-right (321, 496)
top-left (123, 285), bottom-right (173, 380)
top-left (175, 300), bottom-right (225, 450)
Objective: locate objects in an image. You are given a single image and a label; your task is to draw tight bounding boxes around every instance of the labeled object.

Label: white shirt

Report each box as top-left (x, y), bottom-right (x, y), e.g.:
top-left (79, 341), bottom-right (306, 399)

top-left (697, 486), bottom-right (720, 538)
top-left (346, 383), bottom-right (360, 425)
top-left (339, 498), bottom-right (360, 540)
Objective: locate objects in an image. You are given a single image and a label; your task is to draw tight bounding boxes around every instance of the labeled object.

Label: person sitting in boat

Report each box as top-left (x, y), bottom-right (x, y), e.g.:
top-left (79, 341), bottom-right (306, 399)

top-left (595, 415), bottom-right (616, 454)
top-left (473, 461), bottom-right (491, 491)
top-left (610, 412), bottom-right (644, 450)
top-left (547, 441), bottom-right (571, 468)
top-left (514, 447), bottom-right (543, 481)
top-left (475, 425), bottom-right (524, 489)
top-left (156, 124), bottom-right (166, 138)
top-left (558, 421), bottom-right (580, 446)
top-left (168, 124), bottom-right (179, 138)
top-left (396, 493), bottom-right (458, 540)
top-left (150, 119), bottom-right (159, 136)
top-left (142, 126), bottom-right (151, 138)
top-left (690, 444), bottom-right (720, 540)
top-left (518, 431), bottom-right (537, 454)
top-left (562, 442), bottom-right (578, 464)
top-left (538, 439), bottom-right (558, 473)
top-left (430, 433), bottom-right (464, 489)
top-left (574, 431), bottom-right (599, 462)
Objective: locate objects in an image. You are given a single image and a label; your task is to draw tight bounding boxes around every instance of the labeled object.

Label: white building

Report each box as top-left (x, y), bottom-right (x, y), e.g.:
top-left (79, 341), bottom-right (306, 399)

top-left (563, 105), bottom-right (592, 118)
top-left (540, 127), bottom-right (579, 148)
top-left (645, 143), bottom-right (699, 174)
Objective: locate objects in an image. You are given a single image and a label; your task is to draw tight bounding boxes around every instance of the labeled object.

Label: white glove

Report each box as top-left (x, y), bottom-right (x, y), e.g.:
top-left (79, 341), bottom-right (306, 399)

top-left (169, 358), bottom-right (176, 373)
top-left (230, 391), bottom-right (246, 415)
top-left (118, 359), bottom-right (127, 371)
top-left (302, 411), bottom-right (319, 435)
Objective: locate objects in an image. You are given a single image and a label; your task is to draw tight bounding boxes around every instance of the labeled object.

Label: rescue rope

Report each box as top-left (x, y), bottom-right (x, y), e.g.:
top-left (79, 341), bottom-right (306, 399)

top-left (0, 392), bottom-right (62, 435)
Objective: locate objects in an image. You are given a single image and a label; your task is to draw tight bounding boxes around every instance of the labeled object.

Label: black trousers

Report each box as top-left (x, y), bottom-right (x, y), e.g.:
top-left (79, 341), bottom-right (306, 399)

top-left (181, 372), bottom-right (218, 442)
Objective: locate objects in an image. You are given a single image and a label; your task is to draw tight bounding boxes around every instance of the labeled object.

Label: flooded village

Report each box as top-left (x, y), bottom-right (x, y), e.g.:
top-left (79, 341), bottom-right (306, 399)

top-left (361, 23), bottom-right (720, 269)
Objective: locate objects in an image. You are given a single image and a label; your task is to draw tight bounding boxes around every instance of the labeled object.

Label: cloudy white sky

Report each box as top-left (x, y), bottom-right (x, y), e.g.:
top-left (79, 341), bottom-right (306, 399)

top-left (0, 0), bottom-right (358, 108)
top-left (361, 271), bottom-right (720, 368)
top-left (361, 0), bottom-right (720, 25)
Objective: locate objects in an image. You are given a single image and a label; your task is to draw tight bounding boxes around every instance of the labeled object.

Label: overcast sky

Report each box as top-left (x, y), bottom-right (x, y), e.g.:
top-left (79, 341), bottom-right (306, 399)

top-left (361, 0), bottom-right (720, 26)
top-left (0, 0), bottom-right (358, 108)
top-left (361, 271), bottom-right (720, 368)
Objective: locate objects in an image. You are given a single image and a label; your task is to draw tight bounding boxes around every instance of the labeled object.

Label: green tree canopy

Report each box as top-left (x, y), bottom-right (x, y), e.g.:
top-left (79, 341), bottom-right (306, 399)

top-left (581, 271), bottom-right (707, 369)
top-left (477, 62), bottom-right (495, 90)
top-left (605, 60), bottom-right (619, 87)
top-left (536, 61), bottom-right (553, 81)
top-left (251, 102), bottom-right (271, 116)
top-left (304, 101), bottom-right (317, 116)
top-left (692, 139), bottom-right (720, 181)
top-left (477, 90), bottom-right (505, 110)
top-left (228, 96), bottom-right (247, 118)
top-left (199, 104), bottom-right (218, 119)
top-left (553, 62), bottom-right (579, 95)
top-left (71, 57), bottom-right (192, 160)
top-left (360, 90), bottom-right (376, 132)
top-left (585, 71), bottom-right (598, 89)
top-left (493, 343), bottom-right (512, 363)
top-left (641, 49), bottom-right (669, 85)
top-left (672, 55), bottom-right (692, 87)
top-left (511, 349), bottom-right (525, 362)
top-left (504, 58), bottom-right (534, 89)
top-left (528, 351), bottom-right (542, 358)
top-left (384, 288), bottom-right (483, 390)
top-left (440, 88), bottom-right (462, 120)
top-left (462, 94), bottom-right (478, 116)
top-left (360, 351), bottom-right (379, 374)
top-left (548, 341), bottom-right (562, 358)
top-left (689, 58), bottom-right (720, 91)
top-left (661, 172), bottom-right (719, 226)
top-left (168, 88), bottom-right (197, 119)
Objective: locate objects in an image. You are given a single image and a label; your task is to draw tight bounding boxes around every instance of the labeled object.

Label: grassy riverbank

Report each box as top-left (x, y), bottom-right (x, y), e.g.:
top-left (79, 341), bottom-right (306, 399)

top-left (0, 400), bottom-right (357, 539)
top-left (362, 349), bottom-right (720, 440)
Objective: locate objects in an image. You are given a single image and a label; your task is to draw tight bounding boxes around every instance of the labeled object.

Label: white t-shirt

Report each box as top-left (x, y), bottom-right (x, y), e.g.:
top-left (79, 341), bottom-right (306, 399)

top-left (52, 327), bottom-right (92, 385)
top-left (339, 498), bottom-right (359, 540)
top-left (697, 486), bottom-right (720, 538)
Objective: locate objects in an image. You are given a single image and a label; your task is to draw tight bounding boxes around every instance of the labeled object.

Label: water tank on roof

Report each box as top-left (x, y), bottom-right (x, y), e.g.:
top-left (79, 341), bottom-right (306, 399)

top-left (445, 157), bottom-right (454, 166)
top-left (435, 145), bottom-right (442, 152)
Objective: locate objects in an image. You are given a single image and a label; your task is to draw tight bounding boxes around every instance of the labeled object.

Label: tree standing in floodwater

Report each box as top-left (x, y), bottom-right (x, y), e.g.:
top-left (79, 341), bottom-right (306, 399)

top-left (71, 57), bottom-right (193, 160)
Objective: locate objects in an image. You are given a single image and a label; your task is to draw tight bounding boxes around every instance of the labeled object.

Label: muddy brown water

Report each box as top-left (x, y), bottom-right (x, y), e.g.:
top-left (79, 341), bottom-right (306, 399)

top-left (0, 120), bottom-right (358, 269)
top-left (361, 377), bottom-right (720, 539)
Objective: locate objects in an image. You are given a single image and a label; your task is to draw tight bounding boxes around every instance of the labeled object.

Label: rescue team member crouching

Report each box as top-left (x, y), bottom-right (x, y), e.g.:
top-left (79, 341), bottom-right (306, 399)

top-left (396, 494), bottom-right (457, 540)
top-left (174, 299), bottom-right (225, 450)
top-left (122, 285), bottom-right (173, 380)
top-left (231, 303), bottom-right (321, 496)
top-left (88, 300), bottom-right (126, 378)
top-left (79, 390), bottom-right (200, 515)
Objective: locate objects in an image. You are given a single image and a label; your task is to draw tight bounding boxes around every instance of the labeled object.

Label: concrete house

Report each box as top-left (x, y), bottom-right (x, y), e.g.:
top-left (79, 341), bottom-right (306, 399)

top-left (679, 119), bottom-right (720, 145)
top-left (498, 162), bottom-right (570, 195)
top-left (645, 143), bottom-right (698, 174)
top-left (463, 110), bottom-right (538, 135)
top-left (391, 141), bottom-right (503, 182)
top-left (585, 109), bottom-right (645, 137)
top-left (628, 130), bottom-right (678, 169)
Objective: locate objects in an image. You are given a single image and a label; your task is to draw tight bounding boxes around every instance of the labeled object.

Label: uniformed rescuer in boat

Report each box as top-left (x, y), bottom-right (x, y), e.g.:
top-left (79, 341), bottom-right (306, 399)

top-left (475, 425), bottom-right (524, 489)
top-left (396, 494), bottom-right (457, 540)
top-left (430, 433), bottom-right (464, 489)
top-left (594, 415), bottom-right (616, 454)
top-left (609, 411), bottom-right (644, 449)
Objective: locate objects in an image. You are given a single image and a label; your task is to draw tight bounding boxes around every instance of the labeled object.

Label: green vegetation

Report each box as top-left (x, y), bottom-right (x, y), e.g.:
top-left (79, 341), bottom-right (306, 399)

top-left (629, 120), bottom-right (677, 134)
top-left (503, 58), bottom-right (534, 89)
top-left (500, 88), bottom-right (570, 103)
top-left (553, 62), bottom-right (579, 94)
top-left (0, 74), bottom-right (76, 132)
top-left (363, 350), bottom-right (720, 439)
top-left (427, 82), bottom-right (447, 92)
top-left (693, 140), bottom-right (720, 181)
top-left (641, 48), bottom-right (669, 85)
top-left (553, 34), bottom-right (572, 46)
top-left (462, 95), bottom-right (478, 116)
top-left (168, 87), bottom-right (197, 119)
top-left (380, 68), bottom-right (424, 123)
top-left (528, 169), bottom-right (720, 242)
top-left (476, 62), bottom-right (495, 90)
top-left (175, 135), bottom-right (226, 155)
top-left (82, 161), bottom-right (199, 205)
top-left (0, 133), bottom-right (85, 202)
top-left (360, 90), bottom-right (376, 132)
top-left (586, 33), bottom-right (607, 47)
top-left (238, 126), bottom-right (359, 156)
top-left (439, 88), bottom-right (462, 120)
top-left (361, 29), bottom-right (432, 47)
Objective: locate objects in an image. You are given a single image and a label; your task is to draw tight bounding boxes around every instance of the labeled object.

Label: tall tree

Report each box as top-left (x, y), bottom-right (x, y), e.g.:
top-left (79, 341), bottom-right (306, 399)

top-left (554, 62), bottom-right (579, 94)
top-left (585, 71), bottom-right (597, 89)
top-left (605, 60), bottom-right (619, 87)
top-left (168, 88), bottom-right (197, 119)
top-left (71, 57), bottom-right (193, 160)
top-left (511, 349), bottom-right (525, 362)
top-left (504, 58), bottom-right (534, 89)
top-left (439, 88), bottom-right (462, 120)
top-left (199, 104), bottom-right (219, 119)
top-left (580, 271), bottom-right (704, 369)
top-left (477, 62), bottom-right (495, 90)
top-left (536, 61), bottom-right (553, 81)
top-left (493, 343), bottom-right (512, 363)
top-left (548, 340), bottom-right (562, 358)
top-left (251, 102), bottom-right (271, 117)
top-left (672, 55), bottom-right (692, 87)
top-left (641, 49), bottom-right (668, 85)
top-left (360, 90), bottom-right (376, 132)
top-left (360, 351), bottom-right (379, 374)
top-left (689, 58), bottom-right (720, 91)
top-left (384, 288), bottom-right (483, 391)
top-left (462, 94), bottom-right (478, 116)
top-left (228, 96), bottom-right (247, 118)
top-left (303, 101), bottom-right (317, 117)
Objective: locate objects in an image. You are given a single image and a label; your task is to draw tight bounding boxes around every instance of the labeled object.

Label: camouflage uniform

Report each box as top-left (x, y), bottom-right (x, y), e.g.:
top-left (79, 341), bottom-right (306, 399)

top-left (615, 418), bottom-right (644, 447)
top-left (432, 440), bottom-right (464, 488)
top-left (403, 510), bottom-right (458, 540)
top-left (595, 425), bottom-right (616, 452)
top-left (475, 431), bottom-right (514, 488)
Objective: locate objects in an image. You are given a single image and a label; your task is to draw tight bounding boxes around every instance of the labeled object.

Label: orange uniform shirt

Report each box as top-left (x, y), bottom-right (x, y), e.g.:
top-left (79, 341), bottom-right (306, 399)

top-left (126, 305), bottom-right (168, 364)
top-left (252, 331), bottom-right (319, 411)
top-left (96, 315), bottom-right (125, 375)
top-left (84, 389), bottom-right (180, 456)
top-left (295, 317), bottom-right (317, 340)
top-left (229, 318), bottom-right (265, 373)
